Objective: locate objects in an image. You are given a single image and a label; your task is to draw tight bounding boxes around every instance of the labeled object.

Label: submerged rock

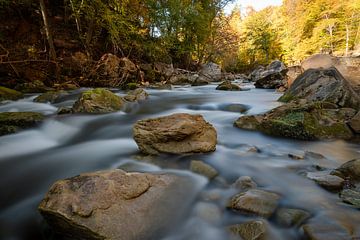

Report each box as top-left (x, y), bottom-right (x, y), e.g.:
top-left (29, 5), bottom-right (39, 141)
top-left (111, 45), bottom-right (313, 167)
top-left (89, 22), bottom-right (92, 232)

top-left (307, 171), bottom-right (344, 191)
top-left (216, 81), bottom-right (241, 91)
top-left (232, 176), bottom-right (257, 192)
top-left (228, 220), bottom-right (268, 240)
top-left (72, 88), bottom-right (124, 114)
top-left (279, 68), bottom-right (360, 109)
top-left (302, 221), bottom-right (353, 240)
top-left (34, 90), bottom-right (68, 103)
top-left (0, 112), bottom-right (44, 136)
top-left (228, 189), bottom-right (280, 218)
top-left (0, 86), bottom-right (23, 102)
top-left (39, 169), bottom-right (201, 240)
top-left (275, 208), bottom-right (311, 227)
top-left (190, 160), bottom-right (218, 179)
top-left (124, 88), bottom-right (149, 102)
top-left (235, 102), bottom-right (355, 140)
top-left (133, 113), bottom-right (217, 155)
top-left (339, 189), bottom-right (360, 208)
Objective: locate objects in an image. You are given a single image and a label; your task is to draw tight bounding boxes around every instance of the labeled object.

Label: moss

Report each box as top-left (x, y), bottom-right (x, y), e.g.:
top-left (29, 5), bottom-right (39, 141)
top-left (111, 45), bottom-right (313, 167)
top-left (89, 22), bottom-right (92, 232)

top-left (73, 88), bottom-right (124, 114)
top-left (0, 112), bottom-right (45, 136)
top-left (125, 83), bottom-right (138, 90)
top-left (278, 92), bottom-right (296, 102)
top-left (0, 86), bottom-right (23, 101)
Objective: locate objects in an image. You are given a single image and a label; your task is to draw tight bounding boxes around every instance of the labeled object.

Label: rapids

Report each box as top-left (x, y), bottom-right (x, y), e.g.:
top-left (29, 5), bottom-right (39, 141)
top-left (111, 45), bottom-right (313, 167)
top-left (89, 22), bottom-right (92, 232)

top-left (0, 83), bottom-right (359, 239)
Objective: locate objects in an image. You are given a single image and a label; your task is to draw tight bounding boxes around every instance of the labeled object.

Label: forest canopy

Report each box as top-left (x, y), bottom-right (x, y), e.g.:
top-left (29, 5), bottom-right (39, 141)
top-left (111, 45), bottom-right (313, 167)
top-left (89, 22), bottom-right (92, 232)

top-left (0, 0), bottom-right (359, 73)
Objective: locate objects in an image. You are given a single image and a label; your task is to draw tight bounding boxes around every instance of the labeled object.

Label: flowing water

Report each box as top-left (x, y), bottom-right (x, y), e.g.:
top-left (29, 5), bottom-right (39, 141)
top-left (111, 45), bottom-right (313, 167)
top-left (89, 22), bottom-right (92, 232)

top-left (0, 84), bottom-right (359, 240)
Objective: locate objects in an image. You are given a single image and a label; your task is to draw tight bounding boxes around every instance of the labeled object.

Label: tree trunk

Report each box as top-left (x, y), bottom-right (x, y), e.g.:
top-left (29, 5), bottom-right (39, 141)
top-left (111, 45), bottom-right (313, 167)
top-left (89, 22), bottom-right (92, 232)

top-left (346, 24), bottom-right (349, 56)
top-left (39, 0), bottom-right (56, 61)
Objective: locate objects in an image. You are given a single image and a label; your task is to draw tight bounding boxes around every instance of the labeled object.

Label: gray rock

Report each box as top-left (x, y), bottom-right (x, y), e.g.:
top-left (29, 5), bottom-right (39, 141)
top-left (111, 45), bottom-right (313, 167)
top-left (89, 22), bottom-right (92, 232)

top-left (302, 221), bottom-right (353, 240)
top-left (39, 169), bottom-right (202, 240)
top-left (279, 68), bottom-right (360, 109)
top-left (307, 171), bottom-right (344, 191)
top-left (332, 159), bottom-right (360, 181)
top-left (349, 112), bottom-right (360, 134)
top-left (232, 176), bottom-right (257, 192)
top-left (124, 88), bottom-right (149, 102)
top-left (190, 160), bottom-right (218, 179)
top-left (253, 60), bottom-right (288, 89)
top-left (34, 90), bottom-right (68, 104)
top-left (133, 113), bottom-right (217, 155)
top-left (228, 189), bottom-right (280, 218)
top-left (339, 189), bottom-right (360, 208)
top-left (275, 208), bottom-right (311, 227)
top-left (216, 81), bottom-right (241, 91)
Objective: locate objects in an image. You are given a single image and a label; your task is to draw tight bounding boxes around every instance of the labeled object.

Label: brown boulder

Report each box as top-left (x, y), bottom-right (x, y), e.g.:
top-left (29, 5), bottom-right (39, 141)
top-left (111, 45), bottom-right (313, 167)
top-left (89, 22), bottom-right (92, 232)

top-left (133, 113), bottom-right (217, 155)
top-left (39, 169), bottom-right (202, 240)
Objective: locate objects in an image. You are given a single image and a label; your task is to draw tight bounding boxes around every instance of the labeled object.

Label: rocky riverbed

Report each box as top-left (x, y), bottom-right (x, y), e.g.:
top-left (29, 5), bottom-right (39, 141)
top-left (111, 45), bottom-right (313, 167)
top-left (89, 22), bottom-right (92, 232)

top-left (0, 79), bottom-right (359, 240)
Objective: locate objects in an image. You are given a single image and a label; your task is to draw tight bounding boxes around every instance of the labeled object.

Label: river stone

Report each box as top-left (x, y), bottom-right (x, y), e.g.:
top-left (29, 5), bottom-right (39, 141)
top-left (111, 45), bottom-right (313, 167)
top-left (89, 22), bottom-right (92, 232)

top-left (216, 81), bottom-right (241, 91)
top-left (279, 68), bottom-right (360, 109)
top-left (124, 88), bottom-right (149, 102)
top-left (228, 220), bottom-right (268, 240)
top-left (34, 90), bottom-right (68, 103)
top-left (15, 80), bottom-right (53, 93)
top-left (191, 77), bottom-right (210, 86)
top-left (349, 112), bottom-right (360, 133)
top-left (133, 113), bottom-right (217, 155)
top-left (228, 189), bottom-right (280, 218)
top-left (0, 86), bottom-right (23, 101)
top-left (190, 160), bottom-right (218, 179)
top-left (253, 60), bottom-right (288, 89)
top-left (275, 208), bottom-right (311, 227)
top-left (72, 88), bottom-right (124, 114)
top-left (237, 102), bottom-right (355, 140)
top-left (307, 171), bottom-right (344, 191)
top-left (331, 159), bottom-right (360, 181)
top-left (234, 115), bottom-right (263, 130)
top-left (0, 112), bottom-right (45, 136)
top-left (302, 221), bottom-right (353, 240)
top-left (339, 189), bottom-right (360, 208)
top-left (232, 176), bottom-right (257, 192)
top-left (39, 169), bottom-right (200, 240)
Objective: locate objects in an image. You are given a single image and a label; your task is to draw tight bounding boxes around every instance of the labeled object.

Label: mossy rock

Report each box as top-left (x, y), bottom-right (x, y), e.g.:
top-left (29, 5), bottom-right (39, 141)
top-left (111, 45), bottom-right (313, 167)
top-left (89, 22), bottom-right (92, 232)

top-left (0, 112), bottom-right (45, 136)
top-left (72, 88), bottom-right (124, 114)
top-left (124, 83), bottom-right (138, 90)
top-left (34, 90), bottom-right (67, 104)
top-left (278, 92), bottom-right (297, 103)
top-left (15, 80), bottom-right (53, 93)
top-left (0, 86), bottom-right (23, 102)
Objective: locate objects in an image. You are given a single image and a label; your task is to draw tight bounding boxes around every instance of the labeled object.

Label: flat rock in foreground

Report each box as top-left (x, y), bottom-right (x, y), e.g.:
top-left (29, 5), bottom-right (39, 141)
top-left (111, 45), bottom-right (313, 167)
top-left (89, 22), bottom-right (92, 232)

top-left (39, 169), bottom-right (202, 240)
top-left (133, 113), bottom-right (217, 155)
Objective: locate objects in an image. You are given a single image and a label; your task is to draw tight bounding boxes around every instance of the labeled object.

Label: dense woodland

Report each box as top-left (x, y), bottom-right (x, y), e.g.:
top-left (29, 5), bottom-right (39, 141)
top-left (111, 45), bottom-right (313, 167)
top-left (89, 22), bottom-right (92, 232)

top-left (0, 0), bottom-right (359, 85)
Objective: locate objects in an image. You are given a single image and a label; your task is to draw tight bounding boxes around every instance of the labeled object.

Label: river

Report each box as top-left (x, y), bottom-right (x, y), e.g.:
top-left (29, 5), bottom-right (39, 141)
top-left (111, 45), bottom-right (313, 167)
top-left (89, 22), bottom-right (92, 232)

top-left (0, 83), bottom-right (359, 239)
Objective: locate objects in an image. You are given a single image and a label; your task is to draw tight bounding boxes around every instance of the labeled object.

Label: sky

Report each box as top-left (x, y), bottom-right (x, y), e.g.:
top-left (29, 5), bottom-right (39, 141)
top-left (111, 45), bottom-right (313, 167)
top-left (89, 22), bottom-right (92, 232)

top-left (225, 0), bottom-right (283, 14)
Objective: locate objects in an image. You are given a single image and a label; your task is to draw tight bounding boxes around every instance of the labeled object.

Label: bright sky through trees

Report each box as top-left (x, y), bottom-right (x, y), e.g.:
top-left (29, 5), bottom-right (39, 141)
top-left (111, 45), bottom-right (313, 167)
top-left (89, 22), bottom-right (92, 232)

top-left (225, 0), bottom-right (283, 13)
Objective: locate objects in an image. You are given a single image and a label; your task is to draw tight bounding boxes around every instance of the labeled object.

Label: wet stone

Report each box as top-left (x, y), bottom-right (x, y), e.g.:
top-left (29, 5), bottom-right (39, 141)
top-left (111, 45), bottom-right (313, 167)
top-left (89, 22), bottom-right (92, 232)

top-left (228, 220), bottom-right (268, 240)
top-left (307, 171), bottom-right (344, 191)
top-left (275, 208), bottom-right (311, 227)
top-left (190, 160), bottom-right (219, 179)
top-left (228, 189), bottom-right (280, 218)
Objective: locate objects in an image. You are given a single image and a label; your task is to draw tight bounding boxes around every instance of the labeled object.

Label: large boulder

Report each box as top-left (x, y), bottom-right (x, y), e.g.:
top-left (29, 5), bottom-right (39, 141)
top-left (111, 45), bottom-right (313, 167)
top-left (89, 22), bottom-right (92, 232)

top-left (252, 60), bottom-right (288, 89)
top-left (133, 113), bottom-right (217, 155)
top-left (0, 86), bottom-right (23, 102)
top-left (72, 88), bottom-right (124, 114)
top-left (301, 54), bottom-right (360, 93)
top-left (349, 111), bottom-right (360, 133)
top-left (331, 158), bottom-right (360, 181)
top-left (200, 62), bottom-right (222, 81)
top-left (0, 112), bottom-right (45, 136)
top-left (234, 102), bottom-right (355, 140)
top-left (39, 169), bottom-right (202, 240)
top-left (279, 68), bottom-right (360, 109)
top-left (286, 65), bottom-right (303, 86)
